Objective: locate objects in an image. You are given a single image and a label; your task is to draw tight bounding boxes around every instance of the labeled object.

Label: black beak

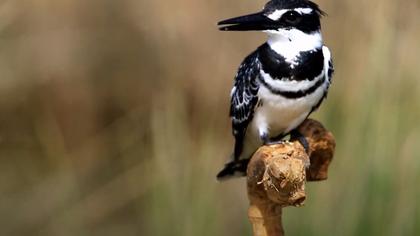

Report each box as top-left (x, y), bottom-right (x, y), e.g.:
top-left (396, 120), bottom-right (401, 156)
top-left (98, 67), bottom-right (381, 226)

top-left (218, 12), bottom-right (275, 31)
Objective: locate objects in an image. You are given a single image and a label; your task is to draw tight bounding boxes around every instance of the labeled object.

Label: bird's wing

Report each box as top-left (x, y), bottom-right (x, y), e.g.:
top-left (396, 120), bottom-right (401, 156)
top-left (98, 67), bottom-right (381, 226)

top-left (230, 51), bottom-right (260, 159)
top-left (327, 56), bottom-right (334, 83)
top-left (324, 46), bottom-right (334, 87)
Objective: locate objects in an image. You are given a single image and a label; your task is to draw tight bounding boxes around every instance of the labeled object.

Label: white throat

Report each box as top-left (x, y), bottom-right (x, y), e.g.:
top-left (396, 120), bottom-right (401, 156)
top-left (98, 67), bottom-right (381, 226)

top-left (266, 30), bottom-right (323, 62)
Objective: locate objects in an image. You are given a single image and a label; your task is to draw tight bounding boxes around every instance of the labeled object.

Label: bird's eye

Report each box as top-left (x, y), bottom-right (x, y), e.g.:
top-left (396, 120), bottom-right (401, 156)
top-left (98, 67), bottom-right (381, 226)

top-left (282, 11), bottom-right (302, 24)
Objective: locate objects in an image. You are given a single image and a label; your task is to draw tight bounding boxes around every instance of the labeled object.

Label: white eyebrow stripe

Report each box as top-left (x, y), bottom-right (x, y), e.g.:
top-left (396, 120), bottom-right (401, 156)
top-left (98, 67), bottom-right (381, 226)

top-left (267, 9), bottom-right (288, 20)
top-left (266, 8), bottom-right (313, 21)
top-left (294, 8), bottom-right (313, 14)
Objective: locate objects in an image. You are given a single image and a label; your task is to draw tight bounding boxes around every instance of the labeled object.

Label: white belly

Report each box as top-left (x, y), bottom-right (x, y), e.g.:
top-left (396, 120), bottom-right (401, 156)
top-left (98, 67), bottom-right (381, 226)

top-left (239, 81), bottom-right (328, 160)
top-left (252, 83), bottom-right (326, 136)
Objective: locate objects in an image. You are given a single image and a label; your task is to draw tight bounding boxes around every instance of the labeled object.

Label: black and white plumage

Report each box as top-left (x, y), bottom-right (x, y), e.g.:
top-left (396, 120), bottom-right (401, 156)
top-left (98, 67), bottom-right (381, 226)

top-left (217, 0), bottom-right (334, 180)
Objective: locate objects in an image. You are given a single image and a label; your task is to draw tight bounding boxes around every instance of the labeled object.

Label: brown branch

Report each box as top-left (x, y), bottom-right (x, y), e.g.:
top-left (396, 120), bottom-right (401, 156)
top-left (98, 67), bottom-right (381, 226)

top-left (247, 119), bottom-right (335, 236)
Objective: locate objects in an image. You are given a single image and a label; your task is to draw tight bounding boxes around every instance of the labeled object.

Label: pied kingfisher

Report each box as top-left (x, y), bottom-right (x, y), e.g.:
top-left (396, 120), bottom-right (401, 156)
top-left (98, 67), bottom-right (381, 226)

top-left (217, 0), bottom-right (334, 180)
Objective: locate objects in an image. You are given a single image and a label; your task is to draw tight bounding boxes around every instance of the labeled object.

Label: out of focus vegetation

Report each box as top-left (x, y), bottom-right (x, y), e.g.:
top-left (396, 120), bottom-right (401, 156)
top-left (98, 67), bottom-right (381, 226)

top-left (0, 0), bottom-right (419, 235)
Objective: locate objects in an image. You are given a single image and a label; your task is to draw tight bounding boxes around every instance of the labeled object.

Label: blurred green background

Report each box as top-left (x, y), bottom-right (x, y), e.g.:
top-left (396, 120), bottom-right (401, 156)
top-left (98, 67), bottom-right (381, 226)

top-left (0, 0), bottom-right (419, 235)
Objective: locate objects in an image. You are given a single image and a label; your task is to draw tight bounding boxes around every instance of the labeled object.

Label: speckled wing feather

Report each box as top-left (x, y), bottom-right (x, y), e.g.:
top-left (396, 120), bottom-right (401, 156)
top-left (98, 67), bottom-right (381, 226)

top-left (230, 51), bottom-right (261, 160)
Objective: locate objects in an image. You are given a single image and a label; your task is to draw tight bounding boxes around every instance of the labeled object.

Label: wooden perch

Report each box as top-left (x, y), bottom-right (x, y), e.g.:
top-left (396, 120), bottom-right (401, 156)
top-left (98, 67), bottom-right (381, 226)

top-left (247, 119), bottom-right (335, 236)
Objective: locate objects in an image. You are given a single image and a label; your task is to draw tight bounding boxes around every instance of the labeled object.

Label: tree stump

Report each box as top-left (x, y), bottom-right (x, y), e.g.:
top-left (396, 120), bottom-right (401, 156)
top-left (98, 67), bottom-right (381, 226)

top-left (247, 119), bottom-right (335, 236)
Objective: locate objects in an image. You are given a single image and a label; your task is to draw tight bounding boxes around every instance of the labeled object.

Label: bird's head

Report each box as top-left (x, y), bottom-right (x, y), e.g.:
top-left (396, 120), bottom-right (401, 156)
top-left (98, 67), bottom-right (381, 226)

top-left (218, 0), bottom-right (325, 38)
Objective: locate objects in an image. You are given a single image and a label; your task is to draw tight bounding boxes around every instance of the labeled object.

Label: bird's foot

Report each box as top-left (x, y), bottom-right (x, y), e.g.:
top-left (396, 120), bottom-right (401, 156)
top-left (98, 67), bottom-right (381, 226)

top-left (289, 129), bottom-right (311, 169)
top-left (290, 129), bottom-right (310, 154)
top-left (265, 140), bottom-right (285, 145)
top-left (261, 133), bottom-right (285, 146)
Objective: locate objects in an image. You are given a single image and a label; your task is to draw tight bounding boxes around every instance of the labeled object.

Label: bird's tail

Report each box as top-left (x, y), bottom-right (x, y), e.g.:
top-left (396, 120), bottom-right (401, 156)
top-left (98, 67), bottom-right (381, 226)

top-left (216, 158), bottom-right (250, 181)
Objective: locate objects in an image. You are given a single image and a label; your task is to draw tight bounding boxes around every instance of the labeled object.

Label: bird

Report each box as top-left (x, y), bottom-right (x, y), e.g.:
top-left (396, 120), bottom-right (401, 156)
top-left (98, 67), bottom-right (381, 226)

top-left (216, 0), bottom-right (334, 180)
